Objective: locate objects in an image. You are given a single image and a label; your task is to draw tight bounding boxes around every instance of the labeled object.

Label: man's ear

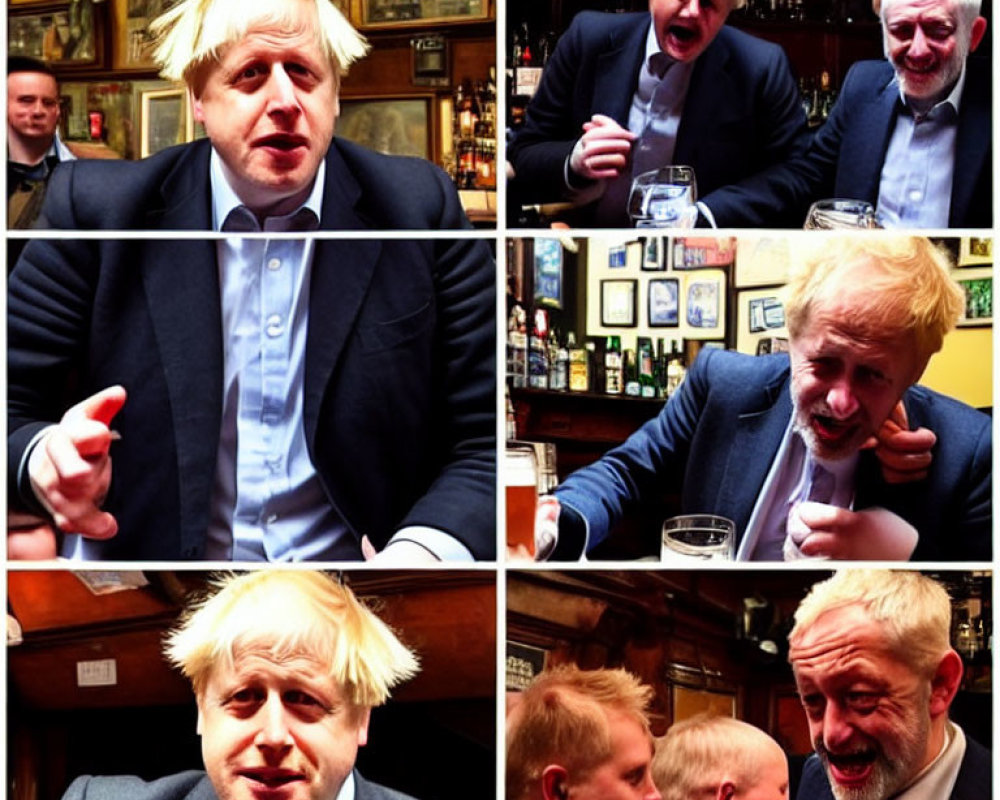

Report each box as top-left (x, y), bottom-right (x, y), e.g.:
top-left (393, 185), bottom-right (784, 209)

top-left (355, 706), bottom-right (372, 747)
top-left (928, 650), bottom-right (963, 718)
top-left (541, 765), bottom-right (571, 800)
top-left (716, 780), bottom-right (736, 800)
top-left (969, 16), bottom-right (987, 52)
top-left (188, 85), bottom-right (205, 124)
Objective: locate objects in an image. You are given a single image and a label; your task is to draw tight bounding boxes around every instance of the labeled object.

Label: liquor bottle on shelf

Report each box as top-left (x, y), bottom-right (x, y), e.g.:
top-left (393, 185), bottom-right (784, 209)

top-left (605, 335), bottom-right (623, 395)
top-left (638, 337), bottom-right (656, 398)
top-left (529, 308), bottom-right (550, 389)
top-left (666, 341), bottom-right (687, 398)
top-left (507, 304), bottom-right (528, 388)
top-left (568, 332), bottom-right (590, 392)
top-left (548, 331), bottom-right (569, 391)
top-left (624, 349), bottom-right (640, 396)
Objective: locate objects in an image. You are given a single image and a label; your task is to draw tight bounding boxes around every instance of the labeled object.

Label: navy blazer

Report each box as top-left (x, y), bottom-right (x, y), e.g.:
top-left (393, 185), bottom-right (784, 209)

top-left (796, 735), bottom-right (992, 800)
top-left (7, 139), bottom-right (496, 560)
top-left (507, 12), bottom-right (810, 227)
top-left (62, 770), bottom-right (419, 800)
top-left (553, 349), bottom-right (991, 560)
top-left (788, 57), bottom-right (992, 228)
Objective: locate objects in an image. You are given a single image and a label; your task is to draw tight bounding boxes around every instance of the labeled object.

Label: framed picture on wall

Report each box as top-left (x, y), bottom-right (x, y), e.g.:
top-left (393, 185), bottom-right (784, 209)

top-left (608, 244), bottom-right (627, 269)
top-left (361, 0), bottom-right (489, 27)
top-left (686, 274), bottom-right (721, 328)
top-left (9, 0), bottom-right (104, 69)
top-left (956, 269), bottom-right (992, 327)
top-left (648, 278), bottom-right (679, 327)
top-left (112, 0), bottom-right (173, 70)
top-left (337, 96), bottom-right (432, 159)
top-left (140, 87), bottom-right (194, 157)
top-left (959, 238), bottom-right (993, 266)
top-left (601, 279), bottom-right (637, 327)
top-left (642, 236), bottom-right (665, 270)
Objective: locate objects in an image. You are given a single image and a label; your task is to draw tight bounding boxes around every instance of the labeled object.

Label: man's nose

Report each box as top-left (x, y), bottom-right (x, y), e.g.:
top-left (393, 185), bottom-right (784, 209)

top-left (677, 0), bottom-right (701, 17)
top-left (255, 694), bottom-right (293, 751)
top-left (821, 702), bottom-right (855, 752)
top-left (825, 378), bottom-right (859, 419)
top-left (266, 66), bottom-right (302, 116)
top-left (907, 25), bottom-right (932, 60)
top-left (643, 776), bottom-right (663, 800)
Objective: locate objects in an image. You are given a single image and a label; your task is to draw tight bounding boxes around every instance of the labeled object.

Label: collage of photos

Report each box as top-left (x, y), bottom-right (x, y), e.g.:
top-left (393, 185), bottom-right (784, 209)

top-left (4, 0), bottom-right (995, 798)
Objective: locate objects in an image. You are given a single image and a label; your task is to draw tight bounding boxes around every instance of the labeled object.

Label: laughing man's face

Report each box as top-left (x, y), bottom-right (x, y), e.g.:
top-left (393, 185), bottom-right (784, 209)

top-left (789, 606), bottom-right (934, 800)
top-left (649, 0), bottom-right (730, 63)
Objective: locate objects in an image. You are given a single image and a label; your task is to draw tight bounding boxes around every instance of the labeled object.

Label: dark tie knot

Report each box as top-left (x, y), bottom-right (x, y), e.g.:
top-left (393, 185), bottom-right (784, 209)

top-left (649, 51), bottom-right (673, 80)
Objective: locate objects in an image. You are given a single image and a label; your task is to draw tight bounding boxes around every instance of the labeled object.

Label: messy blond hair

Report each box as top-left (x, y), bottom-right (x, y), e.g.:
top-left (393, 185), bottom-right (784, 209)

top-left (789, 570), bottom-right (952, 678)
top-left (151, 0), bottom-right (369, 84)
top-left (164, 570), bottom-right (419, 707)
top-left (784, 236), bottom-right (964, 367)
top-left (506, 665), bottom-right (654, 800)
top-left (653, 715), bottom-right (785, 800)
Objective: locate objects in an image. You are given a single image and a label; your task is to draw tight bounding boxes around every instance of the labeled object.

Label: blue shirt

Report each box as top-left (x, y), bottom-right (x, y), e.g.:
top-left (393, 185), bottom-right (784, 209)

top-left (877, 69), bottom-right (965, 228)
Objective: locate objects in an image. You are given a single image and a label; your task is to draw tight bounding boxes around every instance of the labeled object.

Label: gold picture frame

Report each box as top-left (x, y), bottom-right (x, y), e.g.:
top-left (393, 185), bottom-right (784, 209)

top-left (140, 87), bottom-right (194, 157)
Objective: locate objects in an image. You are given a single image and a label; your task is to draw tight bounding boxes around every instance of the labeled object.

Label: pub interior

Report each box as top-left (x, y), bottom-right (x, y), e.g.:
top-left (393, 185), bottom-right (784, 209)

top-left (506, 234), bottom-right (993, 559)
top-left (507, 569), bottom-right (993, 798)
top-left (7, 570), bottom-right (496, 800)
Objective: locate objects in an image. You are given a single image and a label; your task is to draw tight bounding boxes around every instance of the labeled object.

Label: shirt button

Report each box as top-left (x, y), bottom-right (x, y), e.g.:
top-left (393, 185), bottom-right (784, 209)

top-left (265, 513), bottom-right (278, 524)
top-left (267, 257), bottom-right (281, 271)
top-left (908, 190), bottom-right (923, 202)
top-left (266, 314), bottom-right (284, 337)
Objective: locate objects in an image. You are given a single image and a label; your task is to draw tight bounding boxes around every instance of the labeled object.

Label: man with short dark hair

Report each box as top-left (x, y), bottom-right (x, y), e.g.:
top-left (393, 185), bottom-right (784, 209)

top-left (6, 55), bottom-right (74, 230)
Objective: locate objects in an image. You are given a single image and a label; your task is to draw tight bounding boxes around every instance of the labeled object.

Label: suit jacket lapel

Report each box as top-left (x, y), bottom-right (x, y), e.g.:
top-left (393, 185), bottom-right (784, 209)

top-left (185, 775), bottom-right (221, 800)
top-left (146, 140), bottom-right (214, 229)
top-left (951, 60), bottom-right (990, 225)
top-left (142, 242), bottom-right (223, 552)
top-left (855, 78), bottom-right (900, 202)
top-left (304, 147), bottom-right (382, 443)
top-left (713, 371), bottom-right (793, 537)
top-left (593, 16), bottom-right (649, 125)
top-left (675, 33), bottom-right (731, 163)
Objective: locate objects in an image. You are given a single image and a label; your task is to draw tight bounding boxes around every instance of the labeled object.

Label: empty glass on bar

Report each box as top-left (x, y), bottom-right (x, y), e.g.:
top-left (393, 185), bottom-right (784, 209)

top-left (628, 166), bottom-right (698, 228)
top-left (661, 514), bottom-right (735, 562)
top-left (804, 198), bottom-right (880, 229)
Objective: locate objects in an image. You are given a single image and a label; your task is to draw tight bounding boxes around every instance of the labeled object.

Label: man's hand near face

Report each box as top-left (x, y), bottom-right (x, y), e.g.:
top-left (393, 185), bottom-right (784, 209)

top-left (569, 114), bottom-right (636, 182)
top-left (863, 401), bottom-right (935, 484)
top-left (27, 385), bottom-right (126, 541)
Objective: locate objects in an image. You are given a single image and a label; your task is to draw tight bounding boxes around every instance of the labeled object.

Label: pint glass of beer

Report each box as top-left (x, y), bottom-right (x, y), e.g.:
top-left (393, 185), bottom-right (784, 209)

top-left (506, 445), bottom-right (539, 557)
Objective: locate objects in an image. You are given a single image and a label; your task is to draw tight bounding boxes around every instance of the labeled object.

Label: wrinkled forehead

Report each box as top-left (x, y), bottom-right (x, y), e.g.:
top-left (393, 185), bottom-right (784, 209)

top-left (883, 0), bottom-right (960, 24)
top-left (789, 605), bottom-right (891, 666)
top-left (203, 0), bottom-right (328, 65)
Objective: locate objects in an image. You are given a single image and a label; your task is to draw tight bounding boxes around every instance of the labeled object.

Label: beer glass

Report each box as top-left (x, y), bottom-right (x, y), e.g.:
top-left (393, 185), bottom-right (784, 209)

top-left (505, 445), bottom-right (539, 557)
top-left (804, 199), bottom-right (880, 229)
top-left (627, 166), bottom-right (698, 228)
top-left (661, 514), bottom-right (735, 562)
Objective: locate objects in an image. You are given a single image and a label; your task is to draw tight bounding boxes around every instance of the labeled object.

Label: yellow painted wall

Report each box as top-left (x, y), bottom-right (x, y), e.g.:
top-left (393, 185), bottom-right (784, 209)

top-left (921, 327), bottom-right (992, 409)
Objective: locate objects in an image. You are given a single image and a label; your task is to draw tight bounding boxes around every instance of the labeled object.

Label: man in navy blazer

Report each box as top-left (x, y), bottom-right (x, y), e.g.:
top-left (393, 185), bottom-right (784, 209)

top-left (507, 2), bottom-right (810, 227)
top-left (785, 0), bottom-right (990, 228)
top-left (789, 571), bottom-right (991, 800)
top-left (541, 237), bottom-right (990, 561)
top-left (7, 0), bottom-right (495, 561)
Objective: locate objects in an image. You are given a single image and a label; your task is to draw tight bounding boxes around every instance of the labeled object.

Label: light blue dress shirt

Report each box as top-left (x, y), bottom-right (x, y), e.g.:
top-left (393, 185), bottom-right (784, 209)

top-left (877, 69), bottom-right (965, 228)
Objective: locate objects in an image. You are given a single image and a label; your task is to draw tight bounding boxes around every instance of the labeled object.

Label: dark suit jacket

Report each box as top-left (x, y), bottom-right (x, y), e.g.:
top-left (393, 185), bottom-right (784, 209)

top-left (787, 57), bottom-right (992, 228)
top-left (7, 138), bottom-right (496, 560)
top-left (62, 770), bottom-right (418, 800)
top-left (553, 349), bottom-right (991, 560)
top-left (507, 12), bottom-right (810, 227)
top-left (796, 735), bottom-right (992, 800)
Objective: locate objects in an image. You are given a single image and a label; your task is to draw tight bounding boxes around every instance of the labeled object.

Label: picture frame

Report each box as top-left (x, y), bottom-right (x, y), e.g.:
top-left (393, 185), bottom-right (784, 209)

top-left (959, 237), bottom-right (993, 266)
top-left (648, 278), bottom-right (680, 327)
top-left (642, 236), bottom-right (665, 270)
top-left (956, 269), bottom-right (992, 327)
top-left (683, 269), bottom-right (726, 339)
top-left (112, 0), bottom-right (171, 70)
top-left (735, 285), bottom-right (786, 355)
top-left (360, 0), bottom-right (489, 28)
top-left (600, 279), bottom-right (637, 327)
top-left (672, 236), bottom-right (736, 270)
top-left (337, 96), bottom-right (432, 160)
top-left (608, 244), bottom-right (627, 269)
top-left (140, 87), bottom-right (194, 157)
top-left (9, 0), bottom-right (104, 69)
top-left (533, 237), bottom-right (563, 310)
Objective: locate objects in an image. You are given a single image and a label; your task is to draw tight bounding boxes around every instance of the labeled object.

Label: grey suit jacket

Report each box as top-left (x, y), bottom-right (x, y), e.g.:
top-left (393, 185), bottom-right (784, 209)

top-left (62, 770), bottom-right (418, 800)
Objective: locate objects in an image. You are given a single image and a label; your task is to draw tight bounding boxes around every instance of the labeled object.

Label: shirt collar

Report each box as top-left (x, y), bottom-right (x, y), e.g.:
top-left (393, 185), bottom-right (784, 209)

top-left (209, 147), bottom-right (324, 232)
top-left (644, 20), bottom-right (674, 77)
top-left (897, 63), bottom-right (966, 118)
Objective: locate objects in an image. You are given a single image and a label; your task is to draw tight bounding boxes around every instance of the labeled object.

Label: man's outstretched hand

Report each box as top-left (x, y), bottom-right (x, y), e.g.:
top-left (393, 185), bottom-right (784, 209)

top-left (27, 385), bottom-right (127, 540)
